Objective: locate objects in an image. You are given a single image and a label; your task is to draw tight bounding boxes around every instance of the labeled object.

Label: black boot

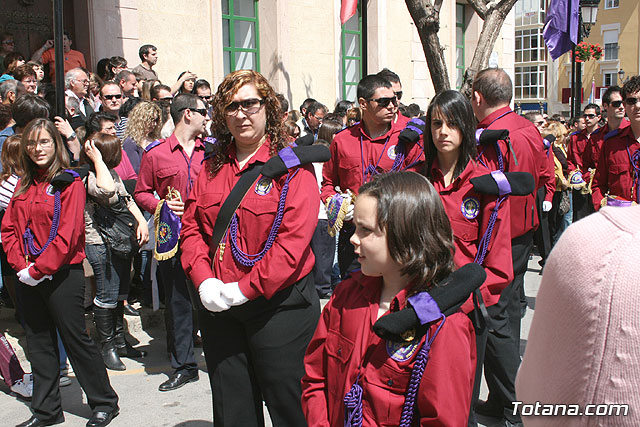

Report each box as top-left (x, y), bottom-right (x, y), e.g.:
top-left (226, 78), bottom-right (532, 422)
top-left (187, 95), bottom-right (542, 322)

top-left (115, 302), bottom-right (147, 358)
top-left (93, 307), bottom-right (126, 371)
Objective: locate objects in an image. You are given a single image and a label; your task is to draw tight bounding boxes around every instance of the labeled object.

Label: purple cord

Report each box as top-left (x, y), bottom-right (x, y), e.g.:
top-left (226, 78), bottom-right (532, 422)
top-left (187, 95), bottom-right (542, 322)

top-left (344, 377), bottom-right (363, 427)
top-left (23, 190), bottom-right (61, 259)
top-left (229, 170), bottom-right (298, 267)
top-left (628, 147), bottom-right (640, 203)
top-left (399, 314), bottom-right (447, 426)
top-left (474, 195), bottom-right (506, 265)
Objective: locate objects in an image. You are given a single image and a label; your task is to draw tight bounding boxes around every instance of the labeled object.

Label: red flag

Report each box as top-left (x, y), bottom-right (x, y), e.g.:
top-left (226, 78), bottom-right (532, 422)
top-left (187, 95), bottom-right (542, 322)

top-left (340, 0), bottom-right (358, 25)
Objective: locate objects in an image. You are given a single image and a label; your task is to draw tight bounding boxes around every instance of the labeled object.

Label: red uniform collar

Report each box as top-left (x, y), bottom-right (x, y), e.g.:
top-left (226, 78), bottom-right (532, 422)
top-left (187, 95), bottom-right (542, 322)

top-left (429, 157), bottom-right (474, 192)
top-left (226, 137), bottom-right (273, 172)
top-left (167, 133), bottom-right (205, 152)
top-left (477, 106), bottom-right (512, 128)
top-left (358, 119), bottom-right (399, 142)
top-left (356, 272), bottom-right (416, 311)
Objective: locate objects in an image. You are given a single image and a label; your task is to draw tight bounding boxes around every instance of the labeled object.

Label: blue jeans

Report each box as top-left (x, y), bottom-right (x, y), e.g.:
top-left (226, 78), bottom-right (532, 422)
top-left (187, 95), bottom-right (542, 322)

top-left (85, 244), bottom-right (131, 308)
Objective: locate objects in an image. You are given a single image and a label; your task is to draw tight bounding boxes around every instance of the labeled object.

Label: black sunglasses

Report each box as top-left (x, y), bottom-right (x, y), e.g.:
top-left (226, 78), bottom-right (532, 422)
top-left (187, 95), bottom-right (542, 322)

top-left (225, 98), bottom-right (265, 116)
top-left (181, 107), bottom-right (208, 116)
top-left (624, 97), bottom-right (640, 106)
top-left (103, 94), bottom-right (122, 100)
top-left (368, 96), bottom-right (398, 108)
top-left (610, 100), bottom-right (624, 108)
top-left (582, 113), bottom-right (597, 119)
top-left (200, 95), bottom-right (213, 102)
top-left (394, 91), bottom-right (403, 101)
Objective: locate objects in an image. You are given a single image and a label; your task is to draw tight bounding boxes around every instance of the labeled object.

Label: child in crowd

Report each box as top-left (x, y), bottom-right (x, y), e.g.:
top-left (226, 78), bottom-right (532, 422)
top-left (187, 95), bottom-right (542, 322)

top-left (302, 171), bottom-right (476, 426)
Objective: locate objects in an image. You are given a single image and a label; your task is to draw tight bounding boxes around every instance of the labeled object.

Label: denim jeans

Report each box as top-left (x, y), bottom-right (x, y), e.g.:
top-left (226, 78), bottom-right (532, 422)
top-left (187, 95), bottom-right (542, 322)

top-left (85, 244), bottom-right (131, 308)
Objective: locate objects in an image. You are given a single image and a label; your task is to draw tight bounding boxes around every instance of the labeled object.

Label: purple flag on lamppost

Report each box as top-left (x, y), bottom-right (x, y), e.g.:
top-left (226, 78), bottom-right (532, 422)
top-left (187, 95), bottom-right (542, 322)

top-left (543, 0), bottom-right (580, 60)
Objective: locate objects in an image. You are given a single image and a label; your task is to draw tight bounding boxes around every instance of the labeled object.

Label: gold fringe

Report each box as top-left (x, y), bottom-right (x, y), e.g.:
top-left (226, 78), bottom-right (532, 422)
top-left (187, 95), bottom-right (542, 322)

top-left (327, 190), bottom-right (356, 237)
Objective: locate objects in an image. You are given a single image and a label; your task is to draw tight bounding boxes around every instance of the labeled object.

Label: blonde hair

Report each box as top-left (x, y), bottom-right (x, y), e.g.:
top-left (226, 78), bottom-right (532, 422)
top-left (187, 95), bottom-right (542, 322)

top-left (542, 121), bottom-right (568, 147)
top-left (123, 101), bottom-right (162, 146)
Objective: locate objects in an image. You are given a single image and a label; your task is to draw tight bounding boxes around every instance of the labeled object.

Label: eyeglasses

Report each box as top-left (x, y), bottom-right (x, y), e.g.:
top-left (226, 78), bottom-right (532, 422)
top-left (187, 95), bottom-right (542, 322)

top-left (199, 95), bottom-right (213, 102)
top-left (2, 40), bottom-right (14, 45)
top-left (76, 79), bottom-right (89, 85)
top-left (582, 113), bottom-right (597, 119)
top-left (367, 96), bottom-right (398, 108)
top-left (609, 100), bottom-right (623, 108)
top-left (312, 115), bottom-right (324, 122)
top-left (624, 97), bottom-right (640, 107)
top-left (224, 98), bottom-right (265, 116)
top-left (159, 97), bottom-right (173, 102)
top-left (394, 91), bottom-right (403, 101)
top-left (103, 94), bottom-right (123, 100)
top-left (535, 120), bottom-right (545, 126)
top-left (181, 107), bottom-right (208, 117)
top-left (26, 138), bottom-right (54, 150)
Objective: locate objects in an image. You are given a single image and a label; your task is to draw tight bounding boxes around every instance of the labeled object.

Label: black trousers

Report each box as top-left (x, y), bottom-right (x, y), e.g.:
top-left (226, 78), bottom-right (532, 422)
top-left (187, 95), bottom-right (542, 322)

top-left (158, 256), bottom-right (197, 375)
top-left (532, 187), bottom-right (551, 262)
top-left (198, 273), bottom-right (320, 427)
top-left (483, 231), bottom-right (533, 423)
top-left (17, 264), bottom-right (118, 422)
top-left (310, 219), bottom-right (335, 294)
top-left (572, 189), bottom-right (594, 222)
top-left (337, 223), bottom-right (360, 280)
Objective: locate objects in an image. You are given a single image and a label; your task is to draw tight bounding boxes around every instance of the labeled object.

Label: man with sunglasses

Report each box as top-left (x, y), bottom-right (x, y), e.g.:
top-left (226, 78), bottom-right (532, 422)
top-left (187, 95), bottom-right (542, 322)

top-left (100, 82), bottom-right (124, 119)
top-left (567, 103), bottom-right (600, 221)
top-left (585, 86), bottom-right (629, 176)
top-left (299, 101), bottom-right (327, 139)
top-left (321, 74), bottom-right (425, 279)
top-left (377, 68), bottom-right (410, 126)
top-left (592, 76), bottom-right (640, 209)
top-left (135, 93), bottom-right (210, 393)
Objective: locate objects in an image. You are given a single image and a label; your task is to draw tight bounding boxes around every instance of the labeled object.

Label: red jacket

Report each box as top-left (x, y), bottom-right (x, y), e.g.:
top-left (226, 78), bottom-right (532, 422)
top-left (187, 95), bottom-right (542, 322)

top-left (1, 172), bottom-right (86, 279)
top-left (585, 119), bottom-right (630, 171)
top-left (180, 142), bottom-right (319, 300)
top-left (429, 160), bottom-right (513, 312)
top-left (320, 120), bottom-right (424, 203)
top-left (567, 128), bottom-right (595, 181)
top-left (302, 272), bottom-right (476, 427)
top-left (591, 126), bottom-right (640, 209)
top-left (134, 133), bottom-right (207, 214)
top-left (476, 107), bottom-right (551, 238)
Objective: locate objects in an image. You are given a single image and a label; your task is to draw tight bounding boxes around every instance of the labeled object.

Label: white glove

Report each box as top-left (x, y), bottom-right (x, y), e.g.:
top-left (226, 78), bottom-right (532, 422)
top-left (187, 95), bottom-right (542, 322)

top-left (344, 202), bottom-right (355, 222)
top-left (17, 264), bottom-right (52, 287)
top-left (198, 278), bottom-right (229, 312)
top-left (218, 282), bottom-right (248, 307)
top-left (542, 201), bottom-right (553, 212)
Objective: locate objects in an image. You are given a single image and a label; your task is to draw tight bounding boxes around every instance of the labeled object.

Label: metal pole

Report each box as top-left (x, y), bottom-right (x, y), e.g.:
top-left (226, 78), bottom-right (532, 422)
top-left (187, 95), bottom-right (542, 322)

top-left (571, 45), bottom-right (576, 118)
top-left (53, 0), bottom-right (65, 117)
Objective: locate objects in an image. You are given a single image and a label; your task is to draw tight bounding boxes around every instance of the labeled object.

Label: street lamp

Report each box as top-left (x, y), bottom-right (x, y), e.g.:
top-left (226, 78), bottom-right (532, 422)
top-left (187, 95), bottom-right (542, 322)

top-left (571, 0), bottom-right (601, 118)
top-left (618, 69), bottom-right (629, 85)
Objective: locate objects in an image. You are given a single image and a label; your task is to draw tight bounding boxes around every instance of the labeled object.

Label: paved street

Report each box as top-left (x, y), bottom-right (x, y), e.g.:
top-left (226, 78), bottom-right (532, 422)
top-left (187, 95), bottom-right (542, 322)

top-left (2, 255), bottom-right (543, 427)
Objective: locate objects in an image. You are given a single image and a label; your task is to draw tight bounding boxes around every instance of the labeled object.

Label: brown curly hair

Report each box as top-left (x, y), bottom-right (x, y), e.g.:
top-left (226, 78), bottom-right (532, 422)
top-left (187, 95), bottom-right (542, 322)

top-left (208, 70), bottom-right (288, 176)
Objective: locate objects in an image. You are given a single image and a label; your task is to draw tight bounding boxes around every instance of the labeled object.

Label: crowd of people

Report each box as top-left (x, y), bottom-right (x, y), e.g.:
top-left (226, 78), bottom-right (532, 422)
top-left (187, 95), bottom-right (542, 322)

top-left (1, 27), bottom-right (640, 427)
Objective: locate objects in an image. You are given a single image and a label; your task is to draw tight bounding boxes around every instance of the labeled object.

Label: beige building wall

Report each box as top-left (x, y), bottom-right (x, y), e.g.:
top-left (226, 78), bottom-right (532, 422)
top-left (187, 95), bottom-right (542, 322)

top-left (88, 0), bottom-right (514, 112)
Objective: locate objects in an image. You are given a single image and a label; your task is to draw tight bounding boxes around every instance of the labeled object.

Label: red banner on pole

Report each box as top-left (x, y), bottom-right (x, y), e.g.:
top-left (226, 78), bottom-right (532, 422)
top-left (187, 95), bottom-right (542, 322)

top-left (341, 0), bottom-right (358, 25)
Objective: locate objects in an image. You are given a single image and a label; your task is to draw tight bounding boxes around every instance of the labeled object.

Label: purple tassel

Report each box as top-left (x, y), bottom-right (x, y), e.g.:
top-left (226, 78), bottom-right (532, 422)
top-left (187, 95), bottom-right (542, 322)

top-left (344, 378), bottom-right (363, 427)
top-left (629, 148), bottom-right (640, 203)
top-left (23, 190), bottom-right (61, 259)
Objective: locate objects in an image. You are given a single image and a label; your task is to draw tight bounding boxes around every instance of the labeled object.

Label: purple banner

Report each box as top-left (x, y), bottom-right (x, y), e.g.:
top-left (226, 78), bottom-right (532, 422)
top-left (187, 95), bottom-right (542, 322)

top-left (543, 0), bottom-right (580, 61)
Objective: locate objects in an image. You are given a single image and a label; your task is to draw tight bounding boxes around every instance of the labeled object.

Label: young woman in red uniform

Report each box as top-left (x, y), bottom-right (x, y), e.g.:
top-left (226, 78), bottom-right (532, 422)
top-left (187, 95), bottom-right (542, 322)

top-left (1, 118), bottom-right (119, 427)
top-left (180, 70), bottom-right (320, 426)
top-left (302, 171), bottom-right (476, 426)
top-left (422, 90), bottom-right (513, 425)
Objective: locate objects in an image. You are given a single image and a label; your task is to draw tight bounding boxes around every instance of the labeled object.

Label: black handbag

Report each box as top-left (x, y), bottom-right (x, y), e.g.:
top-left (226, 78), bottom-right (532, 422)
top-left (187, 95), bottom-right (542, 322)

top-left (92, 195), bottom-right (138, 258)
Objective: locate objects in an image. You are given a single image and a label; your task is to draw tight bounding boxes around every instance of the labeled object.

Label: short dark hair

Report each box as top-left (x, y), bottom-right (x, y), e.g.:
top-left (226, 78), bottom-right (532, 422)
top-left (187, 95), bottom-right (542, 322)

top-left (139, 44), bottom-right (157, 61)
top-left (583, 103), bottom-right (601, 115)
top-left (81, 132), bottom-right (122, 169)
top-left (192, 79), bottom-right (211, 95)
top-left (602, 85), bottom-right (621, 105)
top-left (299, 98), bottom-right (316, 113)
top-left (96, 58), bottom-right (110, 81)
top-left (170, 93), bottom-right (201, 124)
top-left (115, 69), bottom-right (135, 82)
top-left (376, 68), bottom-right (401, 85)
top-left (276, 93), bottom-right (289, 114)
top-left (423, 90), bottom-right (478, 181)
top-left (84, 111), bottom-right (117, 138)
top-left (404, 103), bottom-right (421, 118)
top-left (622, 76), bottom-right (640, 100)
top-left (333, 100), bottom-right (353, 117)
top-left (3, 52), bottom-right (25, 72)
top-left (13, 64), bottom-right (37, 82)
top-left (317, 119), bottom-right (343, 143)
top-left (472, 68), bottom-right (513, 106)
top-left (305, 101), bottom-right (327, 118)
top-left (357, 74), bottom-right (392, 100)
top-left (118, 96), bottom-right (142, 118)
top-left (12, 94), bottom-right (51, 128)
top-left (0, 103), bottom-right (12, 130)
top-left (150, 84), bottom-right (171, 101)
top-left (359, 171), bottom-right (455, 291)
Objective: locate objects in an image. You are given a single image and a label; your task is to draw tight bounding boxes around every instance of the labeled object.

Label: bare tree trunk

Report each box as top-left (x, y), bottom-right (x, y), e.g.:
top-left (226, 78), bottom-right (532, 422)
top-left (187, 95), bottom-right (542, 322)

top-left (460, 0), bottom-right (518, 97)
top-left (405, 0), bottom-right (450, 94)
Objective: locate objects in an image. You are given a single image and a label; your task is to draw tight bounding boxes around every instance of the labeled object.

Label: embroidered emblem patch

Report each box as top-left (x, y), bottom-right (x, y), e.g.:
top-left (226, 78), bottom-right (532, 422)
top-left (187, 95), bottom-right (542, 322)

top-left (461, 197), bottom-right (480, 220)
top-left (45, 184), bottom-right (55, 196)
top-left (387, 145), bottom-right (397, 160)
top-left (254, 177), bottom-right (273, 196)
top-left (157, 222), bottom-right (172, 244)
top-left (386, 339), bottom-right (420, 362)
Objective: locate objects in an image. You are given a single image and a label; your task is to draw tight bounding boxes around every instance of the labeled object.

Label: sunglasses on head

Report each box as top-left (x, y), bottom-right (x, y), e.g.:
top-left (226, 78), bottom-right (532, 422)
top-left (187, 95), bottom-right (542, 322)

top-left (624, 97), bottom-right (640, 106)
top-left (582, 113), bottom-right (597, 119)
top-left (103, 94), bottom-right (122, 100)
top-left (610, 100), bottom-right (624, 108)
top-left (368, 96), bottom-right (398, 108)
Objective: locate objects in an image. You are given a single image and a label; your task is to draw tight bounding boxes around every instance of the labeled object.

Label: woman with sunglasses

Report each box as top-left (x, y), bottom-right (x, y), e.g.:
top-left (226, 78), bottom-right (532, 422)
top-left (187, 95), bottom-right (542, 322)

top-left (180, 69), bottom-right (321, 426)
top-left (1, 118), bottom-right (119, 427)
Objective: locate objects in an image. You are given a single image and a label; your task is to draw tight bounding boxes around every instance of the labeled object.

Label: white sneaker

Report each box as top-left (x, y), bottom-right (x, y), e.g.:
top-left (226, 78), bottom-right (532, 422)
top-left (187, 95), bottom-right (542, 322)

top-left (11, 374), bottom-right (33, 399)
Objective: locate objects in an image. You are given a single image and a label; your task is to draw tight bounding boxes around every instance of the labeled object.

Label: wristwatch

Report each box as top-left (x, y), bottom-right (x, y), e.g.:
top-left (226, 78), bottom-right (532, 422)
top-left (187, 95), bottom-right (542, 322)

top-left (68, 131), bottom-right (77, 140)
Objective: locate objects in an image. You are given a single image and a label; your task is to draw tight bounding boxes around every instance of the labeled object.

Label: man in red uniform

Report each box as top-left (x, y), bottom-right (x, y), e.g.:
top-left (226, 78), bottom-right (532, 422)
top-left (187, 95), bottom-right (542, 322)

top-left (567, 103), bottom-right (600, 221)
top-left (585, 86), bottom-right (629, 175)
top-left (135, 93), bottom-right (208, 392)
top-left (321, 74), bottom-right (424, 278)
top-left (592, 76), bottom-right (640, 209)
top-left (470, 68), bottom-right (551, 427)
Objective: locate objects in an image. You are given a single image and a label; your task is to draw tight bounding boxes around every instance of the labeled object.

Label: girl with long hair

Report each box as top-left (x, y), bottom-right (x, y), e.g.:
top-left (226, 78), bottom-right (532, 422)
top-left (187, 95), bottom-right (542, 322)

top-left (122, 101), bottom-right (162, 174)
